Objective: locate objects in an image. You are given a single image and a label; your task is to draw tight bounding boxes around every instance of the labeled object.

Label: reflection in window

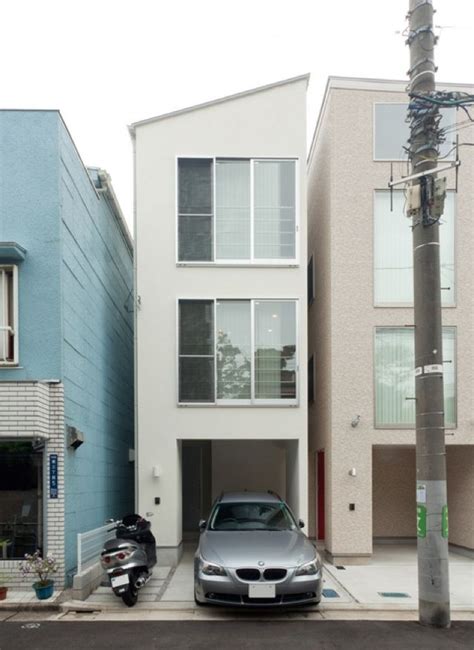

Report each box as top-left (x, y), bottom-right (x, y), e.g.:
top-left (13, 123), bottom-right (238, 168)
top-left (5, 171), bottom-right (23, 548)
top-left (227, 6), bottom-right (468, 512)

top-left (255, 301), bottom-right (296, 400)
top-left (0, 441), bottom-right (43, 559)
top-left (179, 299), bottom-right (298, 403)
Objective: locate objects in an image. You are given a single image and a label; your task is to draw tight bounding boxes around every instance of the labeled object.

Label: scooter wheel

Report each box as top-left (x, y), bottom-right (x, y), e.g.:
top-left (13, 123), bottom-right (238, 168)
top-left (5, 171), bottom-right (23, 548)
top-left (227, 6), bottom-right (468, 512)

top-left (121, 585), bottom-right (138, 607)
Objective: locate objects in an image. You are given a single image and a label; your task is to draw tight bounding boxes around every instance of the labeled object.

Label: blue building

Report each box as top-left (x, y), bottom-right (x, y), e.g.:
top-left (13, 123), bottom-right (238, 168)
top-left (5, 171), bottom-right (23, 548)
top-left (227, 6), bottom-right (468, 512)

top-left (0, 110), bottom-right (134, 588)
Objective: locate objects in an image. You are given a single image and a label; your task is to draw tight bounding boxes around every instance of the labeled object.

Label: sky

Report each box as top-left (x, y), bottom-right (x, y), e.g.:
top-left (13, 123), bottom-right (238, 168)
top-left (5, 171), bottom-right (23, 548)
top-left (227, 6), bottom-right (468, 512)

top-left (1, 0), bottom-right (473, 230)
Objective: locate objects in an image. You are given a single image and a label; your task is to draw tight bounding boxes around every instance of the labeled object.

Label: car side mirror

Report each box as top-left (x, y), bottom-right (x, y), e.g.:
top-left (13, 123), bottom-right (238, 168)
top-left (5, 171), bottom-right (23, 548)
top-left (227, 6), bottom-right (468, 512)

top-left (199, 519), bottom-right (207, 531)
top-left (298, 519), bottom-right (305, 529)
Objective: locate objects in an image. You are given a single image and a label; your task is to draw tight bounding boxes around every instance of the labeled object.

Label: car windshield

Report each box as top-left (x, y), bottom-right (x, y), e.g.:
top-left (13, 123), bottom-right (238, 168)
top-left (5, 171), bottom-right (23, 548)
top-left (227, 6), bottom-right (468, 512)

top-left (209, 502), bottom-right (297, 531)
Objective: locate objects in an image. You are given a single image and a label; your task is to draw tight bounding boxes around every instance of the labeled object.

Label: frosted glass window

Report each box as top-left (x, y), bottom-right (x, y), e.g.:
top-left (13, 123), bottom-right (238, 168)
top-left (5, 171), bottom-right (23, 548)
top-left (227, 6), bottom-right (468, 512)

top-left (374, 190), bottom-right (455, 305)
top-left (255, 301), bottom-right (296, 399)
top-left (375, 327), bottom-right (456, 427)
top-left (216, 301), bottom-right (251, 399)
top-left (178, 159), bottom-right (213, 261)
top-left (216, 160), bottom-right (250, 260)
top-left (374, 104), bottom-right (455, 160)
top-left (254, 161), bottom-right (296, 260)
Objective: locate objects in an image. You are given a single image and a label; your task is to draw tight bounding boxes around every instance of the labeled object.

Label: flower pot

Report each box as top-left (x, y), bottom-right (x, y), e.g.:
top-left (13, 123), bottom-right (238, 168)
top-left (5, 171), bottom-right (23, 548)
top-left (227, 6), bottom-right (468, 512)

top-left (33, 581), bottom-right (54, 600)
top-left (0, 586), bottom-right (7, 601)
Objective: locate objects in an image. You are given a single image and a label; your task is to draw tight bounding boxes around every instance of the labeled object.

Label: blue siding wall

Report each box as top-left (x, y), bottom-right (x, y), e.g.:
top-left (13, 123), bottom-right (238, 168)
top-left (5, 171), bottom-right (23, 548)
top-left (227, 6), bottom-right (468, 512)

top-left (0, 111), bottom-right (62, 379)
top-left (58, 125), bottom-right (134, 579)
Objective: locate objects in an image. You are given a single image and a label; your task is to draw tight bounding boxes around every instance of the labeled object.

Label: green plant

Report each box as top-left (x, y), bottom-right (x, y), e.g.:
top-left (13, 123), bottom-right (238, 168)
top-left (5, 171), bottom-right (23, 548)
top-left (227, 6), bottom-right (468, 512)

top-left (19, 550), bottom-right (58, 586)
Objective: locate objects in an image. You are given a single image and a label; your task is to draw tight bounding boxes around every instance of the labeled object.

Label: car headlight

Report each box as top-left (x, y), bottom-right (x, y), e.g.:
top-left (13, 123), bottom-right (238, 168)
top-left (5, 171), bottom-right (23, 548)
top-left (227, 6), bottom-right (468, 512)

top-left (200, 559), bottom-right (227, 576)
top-left (295, 557), bottom-right (321, 576)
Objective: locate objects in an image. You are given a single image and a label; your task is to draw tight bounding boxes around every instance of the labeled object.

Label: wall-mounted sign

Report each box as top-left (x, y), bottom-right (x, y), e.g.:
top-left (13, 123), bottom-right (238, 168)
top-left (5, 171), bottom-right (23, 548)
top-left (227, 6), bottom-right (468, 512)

top-left (49, 454), bottom-right (58, 499)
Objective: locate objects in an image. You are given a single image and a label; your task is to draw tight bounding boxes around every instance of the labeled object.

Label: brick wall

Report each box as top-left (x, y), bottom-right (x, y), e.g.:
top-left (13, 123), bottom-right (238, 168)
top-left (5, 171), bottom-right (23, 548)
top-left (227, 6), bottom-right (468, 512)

top-left (0, 381), bottom-right (65, 589)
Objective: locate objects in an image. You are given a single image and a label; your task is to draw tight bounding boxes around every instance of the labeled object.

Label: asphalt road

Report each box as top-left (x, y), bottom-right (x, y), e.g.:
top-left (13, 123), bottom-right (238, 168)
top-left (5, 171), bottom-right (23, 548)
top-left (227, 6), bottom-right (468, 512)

top-left (0, 621), bottom-right (473, 649)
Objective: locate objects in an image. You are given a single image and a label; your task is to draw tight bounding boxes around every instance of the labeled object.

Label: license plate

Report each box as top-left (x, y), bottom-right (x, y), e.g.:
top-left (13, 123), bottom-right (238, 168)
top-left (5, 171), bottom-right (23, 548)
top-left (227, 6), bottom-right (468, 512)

top-left (111, 573), bottom-right (129, 588)
top-left (248, 584), bottom-right (276, 598)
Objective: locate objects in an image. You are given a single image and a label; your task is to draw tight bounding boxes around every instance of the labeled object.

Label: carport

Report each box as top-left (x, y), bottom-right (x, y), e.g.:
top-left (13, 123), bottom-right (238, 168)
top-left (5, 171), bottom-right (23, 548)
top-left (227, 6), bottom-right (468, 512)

top-left (181, 439), bottom-right (302, 539)
top-left (372, 445), bottom-right (474, 553)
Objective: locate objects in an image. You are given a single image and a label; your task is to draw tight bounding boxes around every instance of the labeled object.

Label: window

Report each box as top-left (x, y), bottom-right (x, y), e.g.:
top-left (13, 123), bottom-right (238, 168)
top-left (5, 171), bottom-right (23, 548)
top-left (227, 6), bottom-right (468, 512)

top-left (0, 441), bottom-right (43, 558)
top-left (178, 299), bottom-right (297, 404)
top-left (308, 355), bottom-right (314, 403)
top-left (375, 327), bottom-right (456, 427)
top-left (178, 158), bottom-right (297, 263)
top-left (307, 255), bottom-right (314, 306)
top-left (0, 266), bottom-right (17, 364)
top-left (374, 190), bottom-right (455, 306)
top-left (374, 103), bottom-right (455, 161)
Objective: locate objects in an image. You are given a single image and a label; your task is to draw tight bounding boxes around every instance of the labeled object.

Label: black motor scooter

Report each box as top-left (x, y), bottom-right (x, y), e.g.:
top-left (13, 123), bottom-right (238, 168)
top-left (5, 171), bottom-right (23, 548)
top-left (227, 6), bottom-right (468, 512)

top-left (100, 513), bottom-right (157, 607)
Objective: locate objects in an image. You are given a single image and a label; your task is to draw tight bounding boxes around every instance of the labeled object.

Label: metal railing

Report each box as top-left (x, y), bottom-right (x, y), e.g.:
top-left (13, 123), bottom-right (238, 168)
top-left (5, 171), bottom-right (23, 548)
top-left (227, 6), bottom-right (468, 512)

top-left (77, 522), bottom-right (116, 574)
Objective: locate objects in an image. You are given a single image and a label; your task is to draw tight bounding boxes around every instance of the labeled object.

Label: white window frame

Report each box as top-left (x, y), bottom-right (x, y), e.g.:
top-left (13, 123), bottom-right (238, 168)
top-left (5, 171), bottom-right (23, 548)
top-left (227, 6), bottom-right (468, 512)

top-left (175, 156), bottom-right (300, 267)
top-left (0, 265), bottom-right (18, 366)
top-left (373, 189), bottom-right (457, 308)
top-left (176, 298), bottom-right (299, 407)
top-left (373, 325), bottom-right (457, 429)
top-left (373, 102), bottom-right (456, 162)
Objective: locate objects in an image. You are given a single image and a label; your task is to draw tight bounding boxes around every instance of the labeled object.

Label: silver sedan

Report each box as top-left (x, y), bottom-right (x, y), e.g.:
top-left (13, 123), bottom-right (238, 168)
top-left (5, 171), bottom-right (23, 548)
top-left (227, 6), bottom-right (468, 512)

top-left (194, 491), bottom-right (322, 607)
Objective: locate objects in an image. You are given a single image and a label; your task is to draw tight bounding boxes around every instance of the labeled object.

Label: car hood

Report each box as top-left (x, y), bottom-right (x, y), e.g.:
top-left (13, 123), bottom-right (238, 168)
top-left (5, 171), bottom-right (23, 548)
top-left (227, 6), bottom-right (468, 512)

top-left (198, 530), bottom-right (317, 568)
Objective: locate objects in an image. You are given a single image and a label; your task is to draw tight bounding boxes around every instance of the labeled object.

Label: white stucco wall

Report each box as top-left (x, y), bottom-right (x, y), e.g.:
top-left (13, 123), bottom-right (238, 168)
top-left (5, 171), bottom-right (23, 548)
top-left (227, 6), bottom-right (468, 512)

top-left (134, 77), bottom-right (309, 558)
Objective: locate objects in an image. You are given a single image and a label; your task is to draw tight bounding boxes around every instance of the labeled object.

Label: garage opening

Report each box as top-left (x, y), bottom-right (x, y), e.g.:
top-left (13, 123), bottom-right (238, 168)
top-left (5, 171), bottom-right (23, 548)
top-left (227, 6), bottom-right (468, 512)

top-left (181, 439), bottom-right (300, 540)
top-left (372, 445), bottom-right (474, 553)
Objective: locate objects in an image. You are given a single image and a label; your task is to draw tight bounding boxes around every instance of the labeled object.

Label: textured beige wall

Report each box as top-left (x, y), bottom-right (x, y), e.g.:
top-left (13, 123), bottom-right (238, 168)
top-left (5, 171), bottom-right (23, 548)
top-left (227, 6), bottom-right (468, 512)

top-left (447, 446), bottom-right (474, 549)
top-left (373, 446), bottom-right (416, 538)
top-left (308, 79), bottom-right (474, 560)
top-left (211, 440), bottom-right (286, 500)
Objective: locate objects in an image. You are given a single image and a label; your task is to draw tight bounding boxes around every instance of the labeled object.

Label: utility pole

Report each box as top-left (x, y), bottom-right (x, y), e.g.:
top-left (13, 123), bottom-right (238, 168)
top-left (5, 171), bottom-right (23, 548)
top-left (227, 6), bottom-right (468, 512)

top-left (406, 0), bottom-right (450, 628)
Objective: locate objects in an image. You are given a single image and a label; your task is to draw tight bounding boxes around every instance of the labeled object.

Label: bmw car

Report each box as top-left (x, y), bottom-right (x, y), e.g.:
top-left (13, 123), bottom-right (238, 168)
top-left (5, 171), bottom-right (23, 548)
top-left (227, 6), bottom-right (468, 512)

top-left (194, 491), bottom-right (322, 607)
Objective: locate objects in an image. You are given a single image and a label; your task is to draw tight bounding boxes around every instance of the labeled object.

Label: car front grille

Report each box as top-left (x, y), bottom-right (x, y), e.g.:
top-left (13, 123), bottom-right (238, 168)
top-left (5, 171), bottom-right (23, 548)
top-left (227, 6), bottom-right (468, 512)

top-left (236, 568), bottom-right (287, 582)
top-left (263, 568), bottom-right (287, 581)
top-left (236, 568), bottom-right (260, 581)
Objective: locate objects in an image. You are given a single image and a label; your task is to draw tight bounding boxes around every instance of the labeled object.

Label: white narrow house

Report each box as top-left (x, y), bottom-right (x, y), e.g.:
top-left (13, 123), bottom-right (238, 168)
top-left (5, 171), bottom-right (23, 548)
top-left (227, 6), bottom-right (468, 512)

top-left (131, 75), bottom-right (309, 564)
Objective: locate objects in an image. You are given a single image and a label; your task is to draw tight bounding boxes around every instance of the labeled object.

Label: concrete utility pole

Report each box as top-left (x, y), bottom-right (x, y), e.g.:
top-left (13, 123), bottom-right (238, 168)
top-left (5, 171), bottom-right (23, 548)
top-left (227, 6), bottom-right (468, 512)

top-left (406, 0), bottom-right (450, 628)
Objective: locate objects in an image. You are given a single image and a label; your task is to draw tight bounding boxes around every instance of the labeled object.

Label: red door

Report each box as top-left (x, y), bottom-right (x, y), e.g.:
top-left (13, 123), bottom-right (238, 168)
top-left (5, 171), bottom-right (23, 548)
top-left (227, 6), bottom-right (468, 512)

top-left (317, 450), bottom-right (325, 540)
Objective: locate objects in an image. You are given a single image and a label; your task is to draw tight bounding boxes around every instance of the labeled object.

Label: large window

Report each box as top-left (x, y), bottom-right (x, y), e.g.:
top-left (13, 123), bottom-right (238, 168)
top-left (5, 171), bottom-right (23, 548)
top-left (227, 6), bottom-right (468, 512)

top-left (179, 299), bottom-right (297, 404)
top-left (0, 266), bottom-right (17, 364)
top-left (375, 327), bottom-right (456, 428)
top-left (0, 441), bottom-right (43, 559)
top-left (374, 190), bottom-right (455, 306)
top-left (374, 103), bottom-right (455, 161)
top-left (177, 158), bottom-right (297, 263)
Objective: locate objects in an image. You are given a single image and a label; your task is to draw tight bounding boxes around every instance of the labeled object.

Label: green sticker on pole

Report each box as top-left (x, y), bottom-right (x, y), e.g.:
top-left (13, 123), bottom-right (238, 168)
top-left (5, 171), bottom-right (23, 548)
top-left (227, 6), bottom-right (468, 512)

top-left (442, 505), bottom-right (448, 538)
top-left (417, 505), bottom-right (427, 538)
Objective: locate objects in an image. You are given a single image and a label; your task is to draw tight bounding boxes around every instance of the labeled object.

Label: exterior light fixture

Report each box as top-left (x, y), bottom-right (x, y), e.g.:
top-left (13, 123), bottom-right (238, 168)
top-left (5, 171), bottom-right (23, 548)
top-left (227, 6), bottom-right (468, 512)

top-left (351, 415), bottom-right (361, 428)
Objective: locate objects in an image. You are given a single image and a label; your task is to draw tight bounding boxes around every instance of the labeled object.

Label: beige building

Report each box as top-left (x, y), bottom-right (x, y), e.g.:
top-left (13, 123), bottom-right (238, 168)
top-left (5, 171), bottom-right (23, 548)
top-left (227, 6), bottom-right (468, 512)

top-left (307, 77), bottom-right (474, 564)
top-left (131, 76), bottom-right (310, 565)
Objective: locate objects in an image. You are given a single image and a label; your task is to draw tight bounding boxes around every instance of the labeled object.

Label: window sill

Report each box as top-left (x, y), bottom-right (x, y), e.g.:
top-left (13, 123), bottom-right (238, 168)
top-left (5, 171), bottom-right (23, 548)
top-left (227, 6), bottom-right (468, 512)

top-left (177, 262), bottom-right (299, 268)
top-left (177, 402), bottom-right (299, 408)
top-left (374, 424), bottom-right (457, 430)
top-left (374, 303), bottom-right (456, 309)
top-left (0, 363), bottom-right (20, 369)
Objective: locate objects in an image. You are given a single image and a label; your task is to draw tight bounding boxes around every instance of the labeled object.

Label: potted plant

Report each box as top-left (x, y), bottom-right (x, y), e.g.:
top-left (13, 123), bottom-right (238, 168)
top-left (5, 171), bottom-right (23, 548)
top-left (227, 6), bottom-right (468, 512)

top-left (19, 550), bottom-right (58, 600)
top-left (0, 572), bottom-right (9, 600)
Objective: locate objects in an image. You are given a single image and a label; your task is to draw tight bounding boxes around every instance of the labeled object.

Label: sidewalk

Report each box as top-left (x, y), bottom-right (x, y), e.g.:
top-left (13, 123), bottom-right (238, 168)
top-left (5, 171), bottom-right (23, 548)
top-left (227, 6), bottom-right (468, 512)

top-left (3, 544), bottom-right (473, 621)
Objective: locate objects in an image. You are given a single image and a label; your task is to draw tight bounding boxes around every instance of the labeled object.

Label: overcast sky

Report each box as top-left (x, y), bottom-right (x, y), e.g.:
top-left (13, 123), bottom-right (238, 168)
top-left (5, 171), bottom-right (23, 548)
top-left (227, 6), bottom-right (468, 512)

top-left (2, 0), bottom-right (473, 229)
